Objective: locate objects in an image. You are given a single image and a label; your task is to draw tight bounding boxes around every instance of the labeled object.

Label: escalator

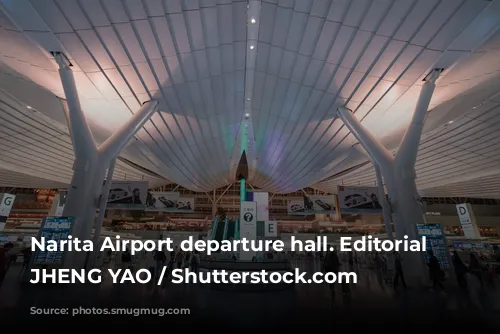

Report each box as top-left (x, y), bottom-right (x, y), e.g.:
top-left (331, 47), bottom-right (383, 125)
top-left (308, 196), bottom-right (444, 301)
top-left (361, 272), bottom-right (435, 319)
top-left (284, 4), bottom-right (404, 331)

top-left (227, 220), bottom-right (236, 239)
top-left (213, 218), bottom-right (226, 243)
top-left (256, 221), bottom-right (265, 238)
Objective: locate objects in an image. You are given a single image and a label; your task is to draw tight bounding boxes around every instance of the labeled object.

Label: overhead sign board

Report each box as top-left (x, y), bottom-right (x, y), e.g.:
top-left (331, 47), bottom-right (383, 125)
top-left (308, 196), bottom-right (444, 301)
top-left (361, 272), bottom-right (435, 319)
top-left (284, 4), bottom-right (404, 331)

top-left (253, 192), bottom-right (269, 221)
top-left (456, 203), bottom-right (481, 239)
top-left (0, 193), bottom-right (16, 229)
top-left (145, 192), bottom-right (194, 212)
top-left (106, 181), bottom-right (148, 210)
top-left (264, 221), bottom-right (278, 237)
top-left (337, 186), bottom-right (382, 213)
top-left (50, 191), bottom-right (67, 217)
top-left (287, 195), bottom-right (337, 215)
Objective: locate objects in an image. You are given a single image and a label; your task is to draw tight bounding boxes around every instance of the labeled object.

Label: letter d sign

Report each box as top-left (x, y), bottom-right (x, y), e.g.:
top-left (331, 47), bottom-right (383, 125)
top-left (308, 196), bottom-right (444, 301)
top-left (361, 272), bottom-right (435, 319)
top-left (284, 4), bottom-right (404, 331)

top-left (459, 207), bottom-right (466, 215)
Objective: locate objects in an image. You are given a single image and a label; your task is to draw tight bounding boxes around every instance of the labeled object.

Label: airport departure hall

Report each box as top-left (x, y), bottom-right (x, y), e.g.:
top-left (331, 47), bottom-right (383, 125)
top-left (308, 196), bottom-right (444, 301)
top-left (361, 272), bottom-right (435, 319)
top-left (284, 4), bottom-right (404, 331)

top-left (1, 0), bottom-right (500, 329)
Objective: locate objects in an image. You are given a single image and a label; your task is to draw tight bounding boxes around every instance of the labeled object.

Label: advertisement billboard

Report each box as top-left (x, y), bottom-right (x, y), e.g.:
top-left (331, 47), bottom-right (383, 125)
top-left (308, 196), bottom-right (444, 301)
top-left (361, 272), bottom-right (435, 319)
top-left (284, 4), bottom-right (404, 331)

top-left (287, 199), bottom-right (306, 215)
top-left (337, 186), bottom-right (382, 214)
top-left (145, 192), bottom-right (179, 211)
top-left (176, 197), bottom-right (195, 213)
top-left (107, 181), bottom-right (148, 210)
top-left (145, 192), bottom-right (194, 212)
top-left (287, 195), bottom-right (337, 215)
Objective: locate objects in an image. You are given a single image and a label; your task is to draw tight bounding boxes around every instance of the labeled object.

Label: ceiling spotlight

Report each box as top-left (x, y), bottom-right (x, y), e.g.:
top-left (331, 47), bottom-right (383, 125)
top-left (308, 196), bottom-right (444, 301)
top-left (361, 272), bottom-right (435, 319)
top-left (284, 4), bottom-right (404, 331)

top-left (448, 120), bottom-right (454, 124)
top-left (249, 45), bottom-right (255, 50)
top-left (472, 106), bottom-right (477, 109)
top-left (27, 105), bottom-right (32, 109)
top-left (246, 97), bottom-right (251, 101)
top-left (245, 113), bottom-right (250, 117)
top-left (250, 18), bottom-right (256, 24)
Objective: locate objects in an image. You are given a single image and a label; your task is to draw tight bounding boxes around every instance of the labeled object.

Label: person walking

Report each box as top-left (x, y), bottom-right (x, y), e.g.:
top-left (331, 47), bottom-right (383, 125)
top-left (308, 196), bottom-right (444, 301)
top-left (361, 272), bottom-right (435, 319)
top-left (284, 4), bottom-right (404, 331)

top-left (145, 250), bottom-right (156, 278)
top-left (175, 248), bottom-right (183, 269)
top-left (323, 250), bottom-right (341, 294)
top-left (154, 248), bottom-right (167, 278)
top-left (190, 250), bottom-right (200, 273)
top-left (427, 250), bottom-right (444, 290)
top-left (469, 253), bottom-right (484, 287)
top-left (452, 251), bottom-right (468, 288)
top-left (393, 252), bottom-right (407, 289)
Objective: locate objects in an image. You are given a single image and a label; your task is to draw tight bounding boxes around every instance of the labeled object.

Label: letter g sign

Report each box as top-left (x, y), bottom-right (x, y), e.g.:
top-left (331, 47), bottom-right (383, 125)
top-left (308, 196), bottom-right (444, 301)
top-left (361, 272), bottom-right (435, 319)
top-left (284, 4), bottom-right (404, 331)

top-left (4, 196), bottom-right (13, 206)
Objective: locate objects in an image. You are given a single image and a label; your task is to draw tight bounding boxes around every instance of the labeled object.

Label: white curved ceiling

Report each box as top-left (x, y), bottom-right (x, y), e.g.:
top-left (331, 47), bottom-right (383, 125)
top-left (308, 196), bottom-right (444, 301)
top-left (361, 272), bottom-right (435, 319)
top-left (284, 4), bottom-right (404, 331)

top-left (0, 0), bottom-right (499, 198)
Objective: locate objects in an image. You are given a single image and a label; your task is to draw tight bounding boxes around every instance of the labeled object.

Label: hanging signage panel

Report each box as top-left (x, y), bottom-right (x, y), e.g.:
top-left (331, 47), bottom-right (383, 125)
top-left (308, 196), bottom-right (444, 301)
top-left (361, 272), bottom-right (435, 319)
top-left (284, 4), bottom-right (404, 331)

top-left (107, 181), bottom-right (148, 210)
top-left (145, 192), bottom-right (194, 212)
top-left (337, 186), bottom-right (382, 213)
top-left (308, 195), bottom-right (337, 214)
top-left (0, 193), bottom-right (16, 226)
top-left (145, 192), bottom-right (179, 211)
top-left (287, 199), bottom-right (306, 215)
top-left (287, 195), bottom-right (337, 215)
top-left (50, 191), bottom-right (67, 217)
top-left (253, 192), bottom-right (269, 221)
top-left (264, 221), bottom-right (278, 237)
top-left (456, 203), bottom-right (481, 239)
top-left (177, 197), bottom-right (195, 212)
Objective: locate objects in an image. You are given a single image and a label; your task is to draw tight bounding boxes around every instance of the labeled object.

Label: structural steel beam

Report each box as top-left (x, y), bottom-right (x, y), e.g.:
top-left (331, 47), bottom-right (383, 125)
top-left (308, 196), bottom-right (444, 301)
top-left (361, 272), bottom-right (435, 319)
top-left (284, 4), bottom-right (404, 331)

top-left (54, 52), bottom-right (158, 268)
top-left (395, 69), bottom-right (441, 169)
top-left (335, 69), bottom-right (442, 284)
top-left (98, 100), bottom-right (158, 157)
top-left (337, 107), bottom-right (394, 172)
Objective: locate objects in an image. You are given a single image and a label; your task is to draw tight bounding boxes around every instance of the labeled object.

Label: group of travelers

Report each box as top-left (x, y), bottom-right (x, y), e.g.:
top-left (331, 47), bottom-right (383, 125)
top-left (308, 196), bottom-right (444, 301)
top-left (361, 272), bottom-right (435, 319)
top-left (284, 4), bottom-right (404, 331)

top-left (392, 249), bottom-right (491, 291)
top-left (392, 250), bottom-right (438, 289)
top-left (320, 247), bottom-right (493, 295)
top-left (451, 251), bottom-right (488, 289)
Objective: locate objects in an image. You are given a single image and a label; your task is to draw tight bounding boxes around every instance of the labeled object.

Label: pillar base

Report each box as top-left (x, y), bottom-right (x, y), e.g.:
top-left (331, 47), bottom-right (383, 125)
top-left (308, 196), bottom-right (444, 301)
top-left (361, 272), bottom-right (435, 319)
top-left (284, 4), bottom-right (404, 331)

top-left (388, 175), bottom-right (428, 284)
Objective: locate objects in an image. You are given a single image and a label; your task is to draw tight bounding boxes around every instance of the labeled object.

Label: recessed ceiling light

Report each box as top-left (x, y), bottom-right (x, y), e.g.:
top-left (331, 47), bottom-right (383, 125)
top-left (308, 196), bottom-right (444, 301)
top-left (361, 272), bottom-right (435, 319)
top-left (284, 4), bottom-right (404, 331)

top-left (246, 97), bottom-right (250, 101)
top-left (245, 113), bottom-right (250, 117)
top-left (472, 106), bottom-right (477, 109)
top-left (448, 120), bottom-right (454, 124)
top-left (27, 106), bottom-right (32, 109)
top-left (250, 18), bottom-right (256, 24)
top-left (249, 45), bottom-right (255, 50)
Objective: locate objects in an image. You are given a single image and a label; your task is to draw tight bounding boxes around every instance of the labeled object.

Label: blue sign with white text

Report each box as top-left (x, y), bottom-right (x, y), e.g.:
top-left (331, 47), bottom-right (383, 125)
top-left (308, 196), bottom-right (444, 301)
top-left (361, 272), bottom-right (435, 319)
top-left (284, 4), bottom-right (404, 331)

top-left (417, 224), bottom-right (450, 269)
top-left (33, 216), bottom-right (74, 265)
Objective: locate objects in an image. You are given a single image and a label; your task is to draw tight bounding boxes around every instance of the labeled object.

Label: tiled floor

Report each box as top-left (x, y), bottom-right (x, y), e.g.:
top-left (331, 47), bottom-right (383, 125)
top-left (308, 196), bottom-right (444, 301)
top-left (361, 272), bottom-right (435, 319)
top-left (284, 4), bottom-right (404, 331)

top-left (1, 259), bottom-right (499, 329)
